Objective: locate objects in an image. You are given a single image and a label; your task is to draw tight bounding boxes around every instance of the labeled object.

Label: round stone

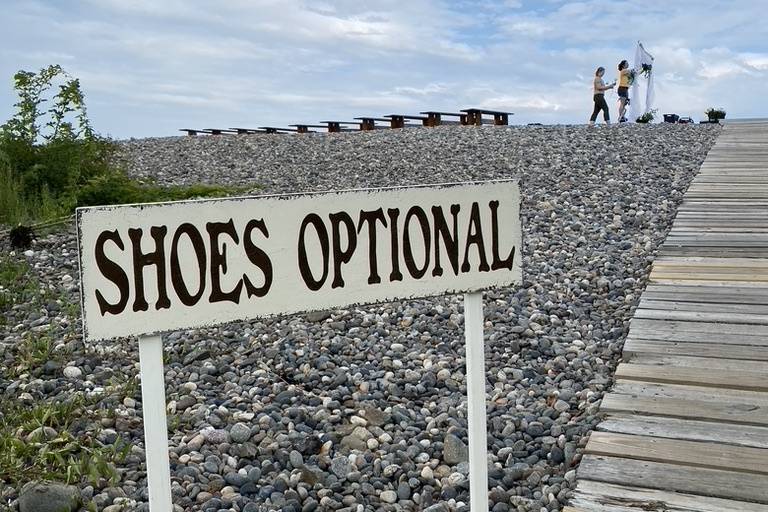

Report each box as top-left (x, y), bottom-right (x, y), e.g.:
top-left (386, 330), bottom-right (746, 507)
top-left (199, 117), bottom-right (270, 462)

top-left (229, 422), bottom-right (252, 443)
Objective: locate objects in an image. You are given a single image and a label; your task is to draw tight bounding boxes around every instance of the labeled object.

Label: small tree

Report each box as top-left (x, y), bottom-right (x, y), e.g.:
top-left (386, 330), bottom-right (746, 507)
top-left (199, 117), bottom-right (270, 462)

top-left (1, 64), bottom-right (93, 144)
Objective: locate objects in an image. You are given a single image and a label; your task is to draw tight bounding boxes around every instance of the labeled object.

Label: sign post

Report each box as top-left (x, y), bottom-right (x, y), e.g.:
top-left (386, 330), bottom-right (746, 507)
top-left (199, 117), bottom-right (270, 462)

top-left (76, 181), bottom-right (521, 510)
top-left (137, 334), bottom-right (173, 510)
top-left (464, 291), bottom-right (489, 510)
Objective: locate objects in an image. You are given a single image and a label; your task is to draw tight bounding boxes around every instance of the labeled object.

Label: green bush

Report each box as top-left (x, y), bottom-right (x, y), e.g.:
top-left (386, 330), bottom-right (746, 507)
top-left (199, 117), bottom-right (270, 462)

top-left (0, 65), bottom-right (250, 228)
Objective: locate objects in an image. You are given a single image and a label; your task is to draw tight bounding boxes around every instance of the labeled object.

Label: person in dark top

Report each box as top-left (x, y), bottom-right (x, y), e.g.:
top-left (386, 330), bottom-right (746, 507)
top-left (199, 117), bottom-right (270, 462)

top-left (589, 66), bottom-right (615, 125)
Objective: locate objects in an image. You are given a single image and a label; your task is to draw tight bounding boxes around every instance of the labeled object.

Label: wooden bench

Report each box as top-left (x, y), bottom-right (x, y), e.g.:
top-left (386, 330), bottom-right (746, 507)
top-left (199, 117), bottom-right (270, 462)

top-left (383, 115), bottom-right (427, 129)
top-left (259, 126), bottom-right (303, 134)
top-left (230, 127), bottom-right (269, 134)
top-left (179, 128), bottom-right (205, 136)
top-left (391, 114), bottom-right (433, 127)
top-left (460, 108), bottom-right (514, 126)
top-left (202, 128), bottom-right (239, 135)
top-left (419, 111), bottom-right (469, 126)
top-left (319, 121), bottom-right (362, 133)
top-left (353, 117), bottom-right (391, 131)
top-left (289, 124), bottom-right (326, 134)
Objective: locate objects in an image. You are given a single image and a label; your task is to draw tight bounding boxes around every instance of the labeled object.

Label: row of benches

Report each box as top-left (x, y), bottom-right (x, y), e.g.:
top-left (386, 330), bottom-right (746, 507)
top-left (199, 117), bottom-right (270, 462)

top-left (180, 108), bottom-right (513, 136)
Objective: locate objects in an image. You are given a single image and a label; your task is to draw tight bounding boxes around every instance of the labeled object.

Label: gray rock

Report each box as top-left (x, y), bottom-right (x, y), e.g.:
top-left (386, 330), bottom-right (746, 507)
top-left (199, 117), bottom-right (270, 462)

top-left (62, 366), bottom-right (82, 379)
top-left (183, 347), bottom-right (210, 365)
top-left (526, 422), bottom-right (545, 437)
top-left (330, 457), bottom-right (351, 479)
top-left (19, 481), bottom-right (79, 512)
top-left (397, 481), bottom-right (411, 500)
top-left (97, 428), bottom-right (119, 445)
top-left (443, 434), bottom-right (468, 465)
top-left (201, 428), bottom-right (229, 444)
top-left (289, 449), bottom-right (304, 468)
top-left (186, 433), bottom-right (205, 451)
top-left (380, 490), bottom-right (398, 504)
top-left (305, 310), bottom-right (331, 322)
top-left (229, 422), bottom-right (252, 443)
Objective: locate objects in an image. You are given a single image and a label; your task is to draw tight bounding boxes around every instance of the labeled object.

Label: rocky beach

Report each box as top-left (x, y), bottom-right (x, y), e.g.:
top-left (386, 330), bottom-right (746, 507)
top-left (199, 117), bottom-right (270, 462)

top-left (1, 123), bottom-right (719, 512)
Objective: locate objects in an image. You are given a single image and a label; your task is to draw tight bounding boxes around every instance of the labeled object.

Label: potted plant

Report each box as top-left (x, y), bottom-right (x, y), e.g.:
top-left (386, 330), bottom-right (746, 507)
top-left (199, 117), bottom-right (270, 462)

top-left (636, 109), bottom-right (657, 124)
top-left (705, 108), bottom-right (726, 123)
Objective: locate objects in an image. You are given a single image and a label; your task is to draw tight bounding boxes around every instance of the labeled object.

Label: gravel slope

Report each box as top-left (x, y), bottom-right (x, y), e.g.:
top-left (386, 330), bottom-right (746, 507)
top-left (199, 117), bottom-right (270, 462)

top-left (1, 124), bottom-right (719, 512)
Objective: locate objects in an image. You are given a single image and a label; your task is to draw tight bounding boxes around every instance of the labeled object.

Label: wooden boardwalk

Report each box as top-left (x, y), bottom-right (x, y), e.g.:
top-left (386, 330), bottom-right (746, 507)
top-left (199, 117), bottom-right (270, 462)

top-left (566, 121), bottom-right (768, 512)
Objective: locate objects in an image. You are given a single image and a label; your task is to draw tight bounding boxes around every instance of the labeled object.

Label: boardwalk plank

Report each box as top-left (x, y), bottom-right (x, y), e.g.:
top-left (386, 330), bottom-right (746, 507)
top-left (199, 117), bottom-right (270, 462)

top-left (597, 414), bottom-right (768, 449)
top-left (576, 455), bottom-right (768, 503)
top-left (628, 318), bottom-right (768, 337)
top-left (571, 480), bottom-right (768, 512)
top-left (585, 432), bottom-right (768, 475)
top-left (599, 393), bottom-right (768, 426)
top-left (632, 308), bottom-right (768, 324)
top-left (623, 338), bottom-right (768, 360)
top-left (615, 363), bottom-right (768, 391)
top-left (638, 299), bottom-right (768, 315)
top-left (628, 353), bottom-right (768, 372)
top-left (611, 380), bottom-right (768, 407)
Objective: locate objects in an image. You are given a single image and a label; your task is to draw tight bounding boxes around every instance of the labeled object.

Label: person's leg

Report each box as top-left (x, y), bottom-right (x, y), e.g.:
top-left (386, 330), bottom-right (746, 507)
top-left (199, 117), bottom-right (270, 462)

top-left (589, 95), bottom-right (602, 124)
top-left (599, 95), bottom-right (610, 123)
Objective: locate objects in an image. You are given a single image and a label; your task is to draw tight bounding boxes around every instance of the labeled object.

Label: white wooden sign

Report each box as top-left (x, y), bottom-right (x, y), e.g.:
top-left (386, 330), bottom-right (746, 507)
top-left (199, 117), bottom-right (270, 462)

top-left (76, 180), bottom-right (522, 511)
top-left (77, 181), bottom-right (521, 341)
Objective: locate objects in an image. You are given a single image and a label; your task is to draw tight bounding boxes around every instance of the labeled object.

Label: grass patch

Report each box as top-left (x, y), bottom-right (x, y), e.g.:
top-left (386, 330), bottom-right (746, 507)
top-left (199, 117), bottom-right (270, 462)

top-left (75, 170), bottom-right (250, 207)
top-left (0, 395), bottom-right (130, 488)
top-left (0, 255), bottom-right (40, 322)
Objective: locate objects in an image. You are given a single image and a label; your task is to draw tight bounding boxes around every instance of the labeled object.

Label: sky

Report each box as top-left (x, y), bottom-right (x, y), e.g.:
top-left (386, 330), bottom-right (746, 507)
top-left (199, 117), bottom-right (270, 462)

top-left (1, 0), bottom-right (766, 139)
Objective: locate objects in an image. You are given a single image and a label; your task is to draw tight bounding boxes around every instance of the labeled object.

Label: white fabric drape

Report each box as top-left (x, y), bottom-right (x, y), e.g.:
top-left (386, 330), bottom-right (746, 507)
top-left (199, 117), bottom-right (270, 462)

top-left (629, 41), bottom-right (655, 121)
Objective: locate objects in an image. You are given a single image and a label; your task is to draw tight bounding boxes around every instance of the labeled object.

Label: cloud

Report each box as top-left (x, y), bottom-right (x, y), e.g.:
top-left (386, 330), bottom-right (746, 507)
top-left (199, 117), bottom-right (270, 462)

top-left (740, 53), bottom-right (768, 71)
top-left (0, 0), bottom-right (765, 137)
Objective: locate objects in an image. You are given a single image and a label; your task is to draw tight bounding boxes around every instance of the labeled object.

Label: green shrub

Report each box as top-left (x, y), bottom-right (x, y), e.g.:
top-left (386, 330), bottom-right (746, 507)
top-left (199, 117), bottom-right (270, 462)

top-left (75, 171), bottom-right (241, 207)
top-left (0, 65), bottom-right (251, 228)
top-left (705, 107), bottom-right (726, 120)
top-left (635, 109), bottom-right (657, 124)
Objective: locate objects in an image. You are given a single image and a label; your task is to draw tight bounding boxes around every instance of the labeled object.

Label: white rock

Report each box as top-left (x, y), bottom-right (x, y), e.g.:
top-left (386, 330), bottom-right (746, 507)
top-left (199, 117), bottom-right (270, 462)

top-left (63, 366), bottom-right (82, 379)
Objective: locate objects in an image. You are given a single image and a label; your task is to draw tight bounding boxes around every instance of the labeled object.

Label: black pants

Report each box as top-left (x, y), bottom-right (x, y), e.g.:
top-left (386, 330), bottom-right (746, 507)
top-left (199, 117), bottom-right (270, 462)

top-left (590, 93), bottom-right (609, 122)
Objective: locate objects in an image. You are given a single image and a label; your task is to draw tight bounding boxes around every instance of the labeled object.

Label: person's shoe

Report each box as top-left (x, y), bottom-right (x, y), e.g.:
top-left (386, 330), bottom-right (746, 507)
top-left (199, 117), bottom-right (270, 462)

top-left (588, 121), bottom-right (595, 126)
top-left (619, 117), bottom-right (627, 123)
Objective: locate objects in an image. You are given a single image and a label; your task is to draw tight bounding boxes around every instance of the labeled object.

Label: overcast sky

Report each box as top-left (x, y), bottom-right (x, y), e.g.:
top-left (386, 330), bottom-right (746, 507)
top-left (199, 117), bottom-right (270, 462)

top-left (1, 0), bottom-right (766, 139)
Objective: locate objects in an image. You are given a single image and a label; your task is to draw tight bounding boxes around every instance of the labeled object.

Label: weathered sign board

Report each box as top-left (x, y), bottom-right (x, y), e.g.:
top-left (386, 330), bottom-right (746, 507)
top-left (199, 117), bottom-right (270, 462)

top-left (76, 180), bottom-right (522, 511)
top-left (78, 181), bottom-right (521, 340)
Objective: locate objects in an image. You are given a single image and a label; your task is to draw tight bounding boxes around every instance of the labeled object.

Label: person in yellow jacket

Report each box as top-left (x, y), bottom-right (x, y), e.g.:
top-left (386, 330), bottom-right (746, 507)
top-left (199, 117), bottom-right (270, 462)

top-left (617, 60), bottom-right (632, 122)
